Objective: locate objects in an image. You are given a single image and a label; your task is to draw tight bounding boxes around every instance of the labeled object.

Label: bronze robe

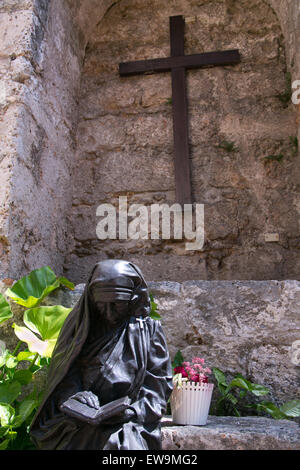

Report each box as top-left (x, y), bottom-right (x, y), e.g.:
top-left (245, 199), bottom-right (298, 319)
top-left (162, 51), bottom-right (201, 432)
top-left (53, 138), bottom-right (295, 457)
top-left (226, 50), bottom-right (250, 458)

top-left (30, 316), bottom-right (173, 450)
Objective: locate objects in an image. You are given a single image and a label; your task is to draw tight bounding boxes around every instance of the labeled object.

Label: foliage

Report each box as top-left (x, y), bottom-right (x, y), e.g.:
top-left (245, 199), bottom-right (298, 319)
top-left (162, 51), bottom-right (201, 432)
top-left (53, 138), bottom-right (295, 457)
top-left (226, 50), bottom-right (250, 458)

top-left (212, 367), bottom-right (300, 420)
top-left (0, 295), bottom-right (13, 325)
top-left (149, 293), bottom-right (161, 320)
top-left (217, 140), bottom-right (238, 152)
top-left (171, 351), bottom-right (300, 421)
top-left (5, 266), bottom-right (73, 308)
top-left (0, 266), bottom-right (74, 449)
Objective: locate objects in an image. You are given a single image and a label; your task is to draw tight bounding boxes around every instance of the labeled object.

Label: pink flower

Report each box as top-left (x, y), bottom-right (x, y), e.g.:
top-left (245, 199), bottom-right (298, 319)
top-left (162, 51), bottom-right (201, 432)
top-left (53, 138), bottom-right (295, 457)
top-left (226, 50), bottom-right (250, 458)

top-left (190, 374), bottom-right (200, 383)
top-left (199, 374), bottom-right (208, 383)
top-left (204, 367), bottom-right (211, 374)
top-left (192, 357), bottom-right (205, 365)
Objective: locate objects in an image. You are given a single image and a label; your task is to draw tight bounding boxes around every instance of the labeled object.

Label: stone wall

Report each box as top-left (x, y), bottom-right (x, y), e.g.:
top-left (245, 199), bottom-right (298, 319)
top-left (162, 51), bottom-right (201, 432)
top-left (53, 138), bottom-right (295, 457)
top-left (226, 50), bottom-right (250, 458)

top-left (0, 0), bottom-right (115, 279)
top-left (65, 0), bottom-right (300, 284)
top-left (0, 0), bottom-right (300, 283)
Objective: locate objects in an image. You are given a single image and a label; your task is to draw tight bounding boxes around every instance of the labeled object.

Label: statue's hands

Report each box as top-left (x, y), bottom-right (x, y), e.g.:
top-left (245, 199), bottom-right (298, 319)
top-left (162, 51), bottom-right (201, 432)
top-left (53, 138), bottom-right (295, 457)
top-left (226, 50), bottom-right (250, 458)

top-left (70, 391), bottom-right (100, 409)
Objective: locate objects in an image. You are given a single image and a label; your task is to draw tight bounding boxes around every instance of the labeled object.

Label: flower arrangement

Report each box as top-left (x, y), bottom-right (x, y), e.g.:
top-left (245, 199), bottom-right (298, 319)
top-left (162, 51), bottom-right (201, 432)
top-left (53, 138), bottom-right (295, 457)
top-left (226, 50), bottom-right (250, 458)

top-left (173, 355), bottom-right (212, 388)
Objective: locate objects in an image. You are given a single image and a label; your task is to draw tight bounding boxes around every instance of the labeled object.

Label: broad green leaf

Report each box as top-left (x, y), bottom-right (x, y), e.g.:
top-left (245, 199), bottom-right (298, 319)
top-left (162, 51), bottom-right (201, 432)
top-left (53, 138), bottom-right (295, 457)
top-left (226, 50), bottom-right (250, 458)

top-left (280, 400), bottom-right (300, 417)
top-left (17, 351), bottom-right (36, 362)
top-left (5, 266), bottom-right (60, 308)
top-left (0, 293), bottom-right (13, 325)
top-left (0, 439), bottom-right (10, 450)
top-left (230, 376), bottom-right (269, 396)
top-left (14, 370), bottom-right (33, 385)
top-left (0, 403), bottom-right (15, 427)
top-left (12, 324), bottom-right (56, 358)
top-left (172, 350), bottom-right (184, 369)
top-left (212, 367), bottom-right (228, 389)
top-left (0, 428), bottom-right (8, 438)
top-left (230, 376), bottom-right (250, 391)
top-left (255, 401), bottom-right (287, 420)
top-left (23, 305), bottom-right (71, 340)
top-left (5, 354), bottom-right (18, 369)
top-left (13, 398), bottom-right (37, 427)
top-left (150, 311), bottom-right (161, 320)
top-left (0, 381), bottom-right (21, 404)
top-left (248, 383), bottom-right (270, 396)
top-left (226, 392), bottom-right (238, 406)
top-left (57, 277), bottom-right (74, 290)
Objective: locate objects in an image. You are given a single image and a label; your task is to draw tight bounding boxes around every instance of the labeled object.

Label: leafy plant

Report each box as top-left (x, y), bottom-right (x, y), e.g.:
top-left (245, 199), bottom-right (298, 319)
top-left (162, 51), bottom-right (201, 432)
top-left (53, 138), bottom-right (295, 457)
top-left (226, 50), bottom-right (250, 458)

top-left (212, 367), bottom-right (300, 420)
top-left (217, 140), bottom-right (238, 153)
top-left (149, 293), bottom-right (161, 320)
top-left (264, 154), bottom-right (284, 162)
top-left (0, 295), bottom-right (13, 325)
top-left (0, 266), bottom-right (74, 449)
top-left (5, 266), bottom-right (73, 308)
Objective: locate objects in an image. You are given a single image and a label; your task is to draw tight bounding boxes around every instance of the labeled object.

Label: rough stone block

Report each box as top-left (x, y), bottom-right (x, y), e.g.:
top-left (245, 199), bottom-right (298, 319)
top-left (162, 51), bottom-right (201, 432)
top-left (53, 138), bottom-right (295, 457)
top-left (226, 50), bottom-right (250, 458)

top-left (161, 415), bottom-right (300, 450)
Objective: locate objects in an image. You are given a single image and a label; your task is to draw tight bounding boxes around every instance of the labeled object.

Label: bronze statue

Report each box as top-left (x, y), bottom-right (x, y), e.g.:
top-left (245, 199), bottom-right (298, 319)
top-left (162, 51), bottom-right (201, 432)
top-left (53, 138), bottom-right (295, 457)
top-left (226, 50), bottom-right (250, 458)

top-left (30, 260), bottom-right (173, 450)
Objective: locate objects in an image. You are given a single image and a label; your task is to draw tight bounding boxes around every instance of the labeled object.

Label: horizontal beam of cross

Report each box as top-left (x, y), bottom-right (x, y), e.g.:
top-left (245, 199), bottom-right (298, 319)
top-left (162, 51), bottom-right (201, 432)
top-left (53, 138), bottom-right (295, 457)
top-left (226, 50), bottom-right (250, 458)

top-left (119, 49), bottom-right (240, 76)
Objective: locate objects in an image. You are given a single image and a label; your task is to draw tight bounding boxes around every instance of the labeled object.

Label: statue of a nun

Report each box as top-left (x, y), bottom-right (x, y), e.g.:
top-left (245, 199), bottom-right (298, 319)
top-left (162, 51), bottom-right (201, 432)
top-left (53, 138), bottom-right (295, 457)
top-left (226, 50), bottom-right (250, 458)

top-left (30, 260), bottom-right (173, 450)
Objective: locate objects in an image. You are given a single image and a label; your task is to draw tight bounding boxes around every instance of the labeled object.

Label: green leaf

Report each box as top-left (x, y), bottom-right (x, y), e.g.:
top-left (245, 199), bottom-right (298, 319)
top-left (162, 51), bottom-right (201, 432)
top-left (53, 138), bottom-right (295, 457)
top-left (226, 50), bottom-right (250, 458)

top-left (212, 367), bottom-right (228, 389)
top-left (172, 350), bottom-right (184, 369)
top-left (13, 398), bottom-right (37, 427)
top-left (255, 401), bottom-right (287, 420)
top-left (226, 392), bottom-right (238, 406)
top-left (5, 354), bottom-right (18, 369)
top-left (280, 400), bottom-right (300, 417)
top-left (0, 293), bottom-right (13, 325)
top-left (0, 439), bottom-right (10, 450)
top-left (149, 293), bottom-right (161, 320)
top-left (230, 376), bottom-right (250, 391)
top-left (248, 383), bottom-right (270, 396)
top-left (14, 370), bottom-right (33, 385)
top-left (23, 305), bottom-right (71, 340)
top-left (5, 266), bottom-right (60, 308)
top-left (230, 375), bottom-right (269, 396)
top-left (17, 351), bottom-right (36, 362)
top-left (12, 324), bottom-right (56, 357)
top-left (57, 277), bottom-right (75, 290)
top-left (0, 381), bottom-right (21, 404)
top-left (0, 403), bottom-right (15, 427)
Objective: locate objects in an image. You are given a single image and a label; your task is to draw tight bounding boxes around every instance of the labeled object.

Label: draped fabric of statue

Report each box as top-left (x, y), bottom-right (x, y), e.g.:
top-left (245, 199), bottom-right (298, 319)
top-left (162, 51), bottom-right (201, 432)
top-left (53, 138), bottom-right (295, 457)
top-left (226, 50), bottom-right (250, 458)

top-left (30, 260), bottom-right (173, 450)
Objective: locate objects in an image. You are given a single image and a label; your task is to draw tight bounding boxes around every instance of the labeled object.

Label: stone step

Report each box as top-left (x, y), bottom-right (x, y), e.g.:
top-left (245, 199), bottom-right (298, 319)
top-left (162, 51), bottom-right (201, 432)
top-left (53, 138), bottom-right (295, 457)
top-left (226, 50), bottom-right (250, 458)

top-left (161, 415), bottom-right (300, 450)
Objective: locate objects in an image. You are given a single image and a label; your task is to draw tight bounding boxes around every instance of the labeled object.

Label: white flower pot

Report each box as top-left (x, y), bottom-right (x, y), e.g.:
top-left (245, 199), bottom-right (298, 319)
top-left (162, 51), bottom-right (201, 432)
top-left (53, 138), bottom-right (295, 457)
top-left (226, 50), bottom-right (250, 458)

top-left (171, 382), bottom-right (214, 425)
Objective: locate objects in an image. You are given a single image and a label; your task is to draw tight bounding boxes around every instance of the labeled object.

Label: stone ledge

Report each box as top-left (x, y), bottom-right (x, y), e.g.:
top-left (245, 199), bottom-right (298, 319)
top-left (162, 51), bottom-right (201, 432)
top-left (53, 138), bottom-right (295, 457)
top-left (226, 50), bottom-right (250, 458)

top-left (161, 416), bottom-right (300, 450)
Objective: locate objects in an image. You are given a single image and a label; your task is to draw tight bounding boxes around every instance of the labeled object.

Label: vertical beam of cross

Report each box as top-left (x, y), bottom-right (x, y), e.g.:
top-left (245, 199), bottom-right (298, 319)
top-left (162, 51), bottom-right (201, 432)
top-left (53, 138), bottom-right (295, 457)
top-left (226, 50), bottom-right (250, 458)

top-left (170, 16), bottom-right (192, 205)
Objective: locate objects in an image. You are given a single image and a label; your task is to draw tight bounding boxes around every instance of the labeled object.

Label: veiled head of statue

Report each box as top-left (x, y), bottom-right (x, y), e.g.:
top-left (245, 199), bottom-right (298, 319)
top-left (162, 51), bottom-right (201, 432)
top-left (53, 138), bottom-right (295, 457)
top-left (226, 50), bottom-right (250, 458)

top-left (88, 259), bottom-right (151, 319)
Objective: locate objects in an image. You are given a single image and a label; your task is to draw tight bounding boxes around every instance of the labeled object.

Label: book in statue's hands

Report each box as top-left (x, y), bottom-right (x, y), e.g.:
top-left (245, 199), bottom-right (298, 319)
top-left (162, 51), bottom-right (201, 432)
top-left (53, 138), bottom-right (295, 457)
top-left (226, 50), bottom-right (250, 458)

top-left (60, 395), bottom-right (131, 425)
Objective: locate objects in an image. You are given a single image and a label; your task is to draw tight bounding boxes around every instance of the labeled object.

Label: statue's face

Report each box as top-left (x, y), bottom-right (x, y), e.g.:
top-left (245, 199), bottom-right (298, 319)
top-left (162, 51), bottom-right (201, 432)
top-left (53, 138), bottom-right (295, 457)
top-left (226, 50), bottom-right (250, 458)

top-left (93, 300), bottom-right (129, 327)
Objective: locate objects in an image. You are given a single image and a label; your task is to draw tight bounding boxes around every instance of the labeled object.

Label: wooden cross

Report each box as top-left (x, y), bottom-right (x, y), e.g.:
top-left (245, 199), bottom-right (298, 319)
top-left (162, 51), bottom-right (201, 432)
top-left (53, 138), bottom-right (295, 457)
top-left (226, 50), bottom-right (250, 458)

top-left (119, 15), bottom-right (241, 205)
